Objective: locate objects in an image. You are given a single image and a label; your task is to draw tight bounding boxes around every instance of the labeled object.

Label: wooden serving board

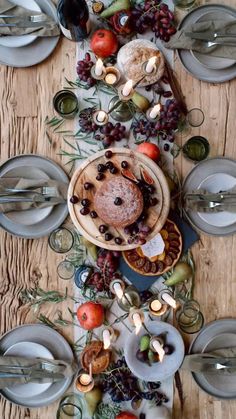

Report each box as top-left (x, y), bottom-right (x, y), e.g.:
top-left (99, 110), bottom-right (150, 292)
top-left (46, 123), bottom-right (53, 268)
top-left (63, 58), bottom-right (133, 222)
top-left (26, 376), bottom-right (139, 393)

top-left (68, 148), bottom-right (170, 250)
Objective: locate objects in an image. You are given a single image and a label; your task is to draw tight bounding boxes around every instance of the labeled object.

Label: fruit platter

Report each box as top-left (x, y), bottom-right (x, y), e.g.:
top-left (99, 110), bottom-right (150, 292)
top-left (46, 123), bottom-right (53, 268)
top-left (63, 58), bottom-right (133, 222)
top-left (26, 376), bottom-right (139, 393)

top-left (123, 219), bottom-right (182, 275)
top-left (68, 148), bottom-right (170, 250)
top-left (125, 321), bottom-right (185, 382)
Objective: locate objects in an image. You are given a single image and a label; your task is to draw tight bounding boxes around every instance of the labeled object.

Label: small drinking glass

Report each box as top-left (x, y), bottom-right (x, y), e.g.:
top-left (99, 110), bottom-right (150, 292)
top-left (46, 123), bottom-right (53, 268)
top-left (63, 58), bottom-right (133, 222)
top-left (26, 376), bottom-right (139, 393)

top-left (53, 90), bottom-right (79, 119)
top-left (187, 108), bottom-right (205, 128)
top-left (57, 260), bottom-right (76, 280)
top-left (176, 300), bottom-right (204, 334)
top-left (182, 136), bottom-right (210, 162)
top-left (57, 393), bottom-right (83, 418)
top-left (48, 227), bottom-right (74, 253)
top-left (173, 0), bottom-right (197, 10)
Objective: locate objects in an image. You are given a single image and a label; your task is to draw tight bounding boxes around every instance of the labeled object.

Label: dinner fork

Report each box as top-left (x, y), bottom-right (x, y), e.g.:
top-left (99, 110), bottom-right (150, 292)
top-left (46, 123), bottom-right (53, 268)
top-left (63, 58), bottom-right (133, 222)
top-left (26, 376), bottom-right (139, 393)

top-left (204, 40), bottom-right (236, 50)
top-left (1, 186), bottom-right (58, 196)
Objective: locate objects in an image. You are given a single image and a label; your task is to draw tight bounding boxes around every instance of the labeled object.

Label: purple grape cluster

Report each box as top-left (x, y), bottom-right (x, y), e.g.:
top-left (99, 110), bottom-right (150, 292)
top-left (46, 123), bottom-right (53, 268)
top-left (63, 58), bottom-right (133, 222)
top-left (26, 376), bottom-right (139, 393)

top-left (132, 99), bottom-right (181, 146)
top-left (100, 356), bottom-right (168, 406)
top-left (76, 52), bottom-right (96, 87)
top-left (95, 122), bottom-right (127, 148)
top-left (78, 108), bottom-right (98, 133)
top-left (130, 1), bottom-right (176, 42)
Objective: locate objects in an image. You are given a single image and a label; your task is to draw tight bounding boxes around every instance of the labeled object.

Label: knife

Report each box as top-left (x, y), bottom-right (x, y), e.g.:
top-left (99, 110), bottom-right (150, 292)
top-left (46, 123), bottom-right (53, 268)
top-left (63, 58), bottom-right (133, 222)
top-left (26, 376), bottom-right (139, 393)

top-left (0, 21), bottom-right (52, 28)
top-left (185, 31), bottom-right (236, 42)
top-left (0, 195), bottom-right (66, 204)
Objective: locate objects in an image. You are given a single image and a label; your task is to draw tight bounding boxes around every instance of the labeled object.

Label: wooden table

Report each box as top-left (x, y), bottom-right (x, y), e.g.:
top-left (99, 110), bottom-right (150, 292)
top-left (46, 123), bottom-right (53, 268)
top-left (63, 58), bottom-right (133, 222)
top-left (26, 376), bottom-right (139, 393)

top-left (0, 1), bottom-right (236, 417)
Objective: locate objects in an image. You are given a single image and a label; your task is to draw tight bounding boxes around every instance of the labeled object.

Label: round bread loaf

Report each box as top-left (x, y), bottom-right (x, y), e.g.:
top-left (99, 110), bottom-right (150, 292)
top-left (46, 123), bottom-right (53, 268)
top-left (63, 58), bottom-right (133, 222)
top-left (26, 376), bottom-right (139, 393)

top-left (94, 176), bottom-right (144, 228)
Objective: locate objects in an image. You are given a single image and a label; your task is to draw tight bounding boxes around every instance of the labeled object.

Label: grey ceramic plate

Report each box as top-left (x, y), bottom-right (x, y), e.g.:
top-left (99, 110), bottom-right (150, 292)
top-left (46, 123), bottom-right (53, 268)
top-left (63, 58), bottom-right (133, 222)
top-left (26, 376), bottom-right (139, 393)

top-left (0, 324), bottom-right (74, 407)
top-left (124, 321), bottom-right (185, 382)
top-left (190, 319), bottom-right (236, 399)
top-left (0, 0), bottom-right (60, 68)
top-left (182, 157), bottom-right (236, 236)
top-left (177, 4), bottom-right (236, 83)
top-left (0, 154), bottom-right (69, 238)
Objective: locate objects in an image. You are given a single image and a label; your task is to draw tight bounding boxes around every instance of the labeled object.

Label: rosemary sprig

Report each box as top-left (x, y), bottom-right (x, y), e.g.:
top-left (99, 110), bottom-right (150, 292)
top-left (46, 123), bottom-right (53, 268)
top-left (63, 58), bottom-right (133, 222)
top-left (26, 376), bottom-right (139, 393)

top-left (20, 287), bottom-right (69, 312)
top-left (37, 314), bottom-right (58, 329)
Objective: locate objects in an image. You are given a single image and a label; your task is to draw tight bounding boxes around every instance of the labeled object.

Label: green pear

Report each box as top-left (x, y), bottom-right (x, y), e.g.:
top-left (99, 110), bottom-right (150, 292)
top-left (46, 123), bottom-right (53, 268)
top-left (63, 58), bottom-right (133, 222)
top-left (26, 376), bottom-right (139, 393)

top-left (84, 387), bottom-right (102, 416)
top-left (100, 0), bottom-right (130, 18)
top-left (131, 91), bottom-right (150, 112)
top-left (139, 335), bottom-right (150, 352)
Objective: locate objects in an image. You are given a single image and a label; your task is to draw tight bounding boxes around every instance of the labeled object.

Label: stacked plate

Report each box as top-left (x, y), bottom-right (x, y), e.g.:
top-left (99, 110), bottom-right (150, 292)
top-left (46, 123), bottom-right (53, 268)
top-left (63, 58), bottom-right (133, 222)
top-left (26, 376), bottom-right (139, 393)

top-left (182, 157), bottom-right (236, 236)
top-left (0, 154), bottom-right (69, 238)
top-left (0, 324), bottom-right (74, 407)
top-left (190, 319), bottom-right (236, 399)
top-left (0, 0), bottom-right (59, 67)
top-left (178, 4), bottom-right (236, 83)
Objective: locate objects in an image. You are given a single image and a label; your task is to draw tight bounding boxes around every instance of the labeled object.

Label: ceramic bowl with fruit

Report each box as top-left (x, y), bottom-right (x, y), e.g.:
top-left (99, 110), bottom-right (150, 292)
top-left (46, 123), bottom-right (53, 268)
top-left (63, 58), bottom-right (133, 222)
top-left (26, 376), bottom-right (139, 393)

top-left (124, 321), bottom-right (185, 381)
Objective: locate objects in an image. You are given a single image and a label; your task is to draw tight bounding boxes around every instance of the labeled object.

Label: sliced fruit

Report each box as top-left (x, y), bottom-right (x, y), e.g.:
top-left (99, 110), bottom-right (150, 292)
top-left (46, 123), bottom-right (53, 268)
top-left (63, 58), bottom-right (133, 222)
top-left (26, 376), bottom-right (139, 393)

top-left (164, 255), bottom-right (173, 266)
top-left (121, 168), bottom-right (138, 183)
top-left (148, 254), bottom-right (159, 262)
top-left (156, 261), bottom-right (164, 272)
top-left (168, 232), bottom-right (180, 240)
top-left (160, 229), bottom-right (168, 240)
top-left (157, 251), bottom-right (166, 261)
top-left (151, 262), bottom-right (158, 273)
top-left (139, 335), bottom-right (150, 352)
top-left (136, 247), bottom-right (145, 257)
top-left (143, 260), bottom-right (151, 273)
top-left (164, 241), bottom-right (170, 250)
top-left (140, 167), bottom-right (154, 185)
top-left (134, 258), bottom-right (146, 269)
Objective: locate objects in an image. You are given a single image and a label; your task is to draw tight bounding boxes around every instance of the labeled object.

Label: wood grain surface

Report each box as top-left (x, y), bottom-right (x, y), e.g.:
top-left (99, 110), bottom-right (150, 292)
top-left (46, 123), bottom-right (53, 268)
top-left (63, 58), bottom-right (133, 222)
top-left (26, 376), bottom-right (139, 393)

top-left (1, 0), bottom-right (236, 417)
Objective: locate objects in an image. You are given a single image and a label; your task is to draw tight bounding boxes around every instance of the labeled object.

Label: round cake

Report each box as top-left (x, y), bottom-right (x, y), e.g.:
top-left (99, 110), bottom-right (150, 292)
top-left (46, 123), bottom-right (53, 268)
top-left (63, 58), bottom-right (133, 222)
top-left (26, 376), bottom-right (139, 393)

top-left (94, 176), bottom-right (144, 228)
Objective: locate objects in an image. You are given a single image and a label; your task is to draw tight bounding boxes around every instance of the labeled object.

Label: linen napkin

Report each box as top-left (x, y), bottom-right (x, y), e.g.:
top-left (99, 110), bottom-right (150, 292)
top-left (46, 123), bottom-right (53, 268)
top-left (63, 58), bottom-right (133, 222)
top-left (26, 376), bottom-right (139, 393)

top-left (165, 20), bottom-right (236, 60)
top-left (0, 177), bottom-right (68, 213)
top-left (0, 0), bottom-right (60, 37)
top-left (0, 356), bottom-right (77, 388)
top-left (184, 187), bottom-right (236, 213)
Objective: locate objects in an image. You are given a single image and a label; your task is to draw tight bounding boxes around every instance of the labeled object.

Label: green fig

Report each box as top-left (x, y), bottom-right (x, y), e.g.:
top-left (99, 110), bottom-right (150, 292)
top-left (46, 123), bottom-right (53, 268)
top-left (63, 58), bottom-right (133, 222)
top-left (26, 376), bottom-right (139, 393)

top-left (139, 335), bottom-right (150, 352)
top-left (100, 0), bottom-right (130, 18)
top-left (148, 349), bottom-right (156, 364)
top-left (131, 91), bottom-right (150, 112)
top-left (84, 387), bottom-right (102, 416)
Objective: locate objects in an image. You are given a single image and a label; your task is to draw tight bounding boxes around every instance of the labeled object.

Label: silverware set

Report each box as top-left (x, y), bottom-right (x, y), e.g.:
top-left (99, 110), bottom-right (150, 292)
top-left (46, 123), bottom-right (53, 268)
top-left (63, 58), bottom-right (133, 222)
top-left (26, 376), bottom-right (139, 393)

top-left (184, 190), bottom-right (236, 212)
top-left (184, 21), bottom-right (236, 48)
top-left (0, 185), bottom-right (66, 205)
top-left (0, 13), bottom-right (52, 28)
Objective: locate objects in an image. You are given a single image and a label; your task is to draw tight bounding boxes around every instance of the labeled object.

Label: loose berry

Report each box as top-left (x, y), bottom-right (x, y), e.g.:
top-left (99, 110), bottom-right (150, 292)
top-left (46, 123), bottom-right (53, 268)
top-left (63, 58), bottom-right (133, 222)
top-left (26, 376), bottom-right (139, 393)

top-left (105, 150), bottom-right (113, 158)
top-left (114, 197), bottom-right (122, 206)
top-left (99, 224), bottom-right (108, 234)
top-left (110, 166), bottom-right (117, 174)
top-left (90, 210), bottom-right (98, 218)
top-left (80, 207), bottom-right (90, 215)
top-left (81, 199), bottom-right (90, 207)
top-left (115, 237), bottom-right (122, 245)
top-left (97, 163), bottom-right (106, 172)
top-left (70, 195), bottom-right (79, 204)
top-left (96, 173), bottom-right (105, 181)
top-left (105, 233), bottom-right (113, 241)
top-left (84, 182), bottom-right (93, 190)
top-left (121, 160), bottom-right (128, 169)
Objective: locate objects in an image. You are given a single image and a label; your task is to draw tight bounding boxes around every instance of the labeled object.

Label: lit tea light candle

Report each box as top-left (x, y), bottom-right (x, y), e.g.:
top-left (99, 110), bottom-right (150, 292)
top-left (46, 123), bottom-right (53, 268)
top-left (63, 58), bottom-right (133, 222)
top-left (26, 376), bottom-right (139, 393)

top-left (149, 103), bottom-right (161, 119)
top-left (133, 312), bottom-right (143, 335)
top-left (162, 292), bottom-right (177, 309)
top-left (103, 328), bottom-right (111, 350)
top-left (149, 297), bottom-right (168, 318)
top-left (150, 299), bottom-right (162, 312)
top-left (152, 338), bottom-right (165, 362)
top-left (145, 56), bottom-right (157, 74)
top-left (79, 373), bottom-right (92, 386)
top-left (122, 79), bottom-right (133, 97)
top-left (95, 58), bottom-right (104, 76)
top-left (97, 110), bottom-right (107, 123)
top-left (105, 72), bottom-right (117, 85)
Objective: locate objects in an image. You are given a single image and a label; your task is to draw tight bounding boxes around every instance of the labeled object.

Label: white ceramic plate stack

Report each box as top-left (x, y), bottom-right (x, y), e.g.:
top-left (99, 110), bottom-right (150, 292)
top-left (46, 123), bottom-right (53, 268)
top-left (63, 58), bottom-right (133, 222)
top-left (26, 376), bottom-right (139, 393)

top-left (178, 4), bottom-right (236, 83)
top-left (0, 324), bottom-right (74, 407)
top-left (190, 319), bottom-right (236, 399)
top-left (0, 0), bottom-right (60, 67)
top-left (0, 154), bottom-right (69, 238)
top-left (182, 157), bottom-right (236, 236)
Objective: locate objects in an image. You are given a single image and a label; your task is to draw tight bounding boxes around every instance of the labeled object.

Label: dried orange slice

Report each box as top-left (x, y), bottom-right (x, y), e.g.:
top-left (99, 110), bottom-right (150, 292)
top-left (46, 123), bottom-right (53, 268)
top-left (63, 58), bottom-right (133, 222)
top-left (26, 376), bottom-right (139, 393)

top-left (160, 229), bottom-right (168, 240)
top-left (164, 241), bottom-right (170, 250)
top-left (136, 247), bottom-right (145, 257)
top-left (157, 251), bottom-right (166, 261)
top-left (148, 255), bottom-right (159, 262)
